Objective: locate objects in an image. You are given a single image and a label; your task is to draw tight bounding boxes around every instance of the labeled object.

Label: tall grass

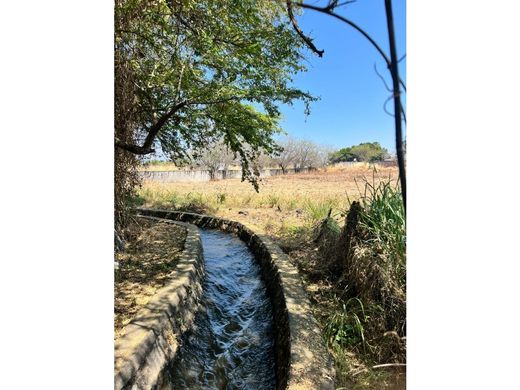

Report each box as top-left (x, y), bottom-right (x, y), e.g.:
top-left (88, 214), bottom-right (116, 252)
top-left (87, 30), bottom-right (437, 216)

top-left (304, 200), bottom-right (336, 223)
top-left (357, 178), bottom-right (406, 287)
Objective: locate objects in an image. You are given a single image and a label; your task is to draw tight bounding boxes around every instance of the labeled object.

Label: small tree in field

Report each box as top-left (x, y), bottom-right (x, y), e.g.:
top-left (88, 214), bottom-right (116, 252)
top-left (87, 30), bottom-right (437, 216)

top-left (196, 141), bottom-right (236, 179)
top-left (273, 138), bottom-right (298, 173)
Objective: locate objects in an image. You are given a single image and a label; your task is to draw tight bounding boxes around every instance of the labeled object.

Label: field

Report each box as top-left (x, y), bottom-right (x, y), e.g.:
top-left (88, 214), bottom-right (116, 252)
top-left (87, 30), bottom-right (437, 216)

top-left (137, 165), bottom-right (399, 235)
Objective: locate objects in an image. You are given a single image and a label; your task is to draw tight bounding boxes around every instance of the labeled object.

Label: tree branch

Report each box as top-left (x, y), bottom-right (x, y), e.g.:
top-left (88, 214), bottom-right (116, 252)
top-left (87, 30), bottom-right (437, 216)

top-left (114, 139), bottom-right (155, 155)
top-left (190, 95), bottom-right (244, 105)
top-left (115, 100), bottom-right (187, 155)
top-left (374, 62), bottom-right (393, 92)
top-left (325, 0), bottom-right (357, 11)
top-left (382, 91), bottom-right (406, 124)
top-left (291, 1), bottom-right (406, 92)
top-left (175, 64), bottom-right (186, 102)
top-left (385, 0), bottom-right (406, 213)
top-left (286, 1), bottom-right (324, 57)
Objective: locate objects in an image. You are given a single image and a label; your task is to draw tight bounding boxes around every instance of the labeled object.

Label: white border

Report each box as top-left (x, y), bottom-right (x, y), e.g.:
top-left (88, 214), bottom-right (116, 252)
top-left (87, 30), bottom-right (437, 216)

top-left (1, 0), bottom-right (519, 388)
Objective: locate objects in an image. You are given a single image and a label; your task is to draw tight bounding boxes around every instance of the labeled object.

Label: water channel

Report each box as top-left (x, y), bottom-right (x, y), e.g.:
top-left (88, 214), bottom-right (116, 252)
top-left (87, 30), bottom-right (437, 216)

top-left (168, 229), bottom-right (276, 389)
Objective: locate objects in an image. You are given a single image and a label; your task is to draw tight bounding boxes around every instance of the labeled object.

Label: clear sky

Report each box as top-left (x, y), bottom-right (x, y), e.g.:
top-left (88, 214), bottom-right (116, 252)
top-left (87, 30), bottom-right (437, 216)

top-left (278, 0), bottom-right (406, 154)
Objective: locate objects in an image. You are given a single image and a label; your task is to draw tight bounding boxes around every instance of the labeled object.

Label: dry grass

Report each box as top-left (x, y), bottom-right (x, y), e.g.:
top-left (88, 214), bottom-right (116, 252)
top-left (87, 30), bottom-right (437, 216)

top-left (114, 218), bottom-right (186, 339)
top-left (137, 166), bottom-right (399, 234)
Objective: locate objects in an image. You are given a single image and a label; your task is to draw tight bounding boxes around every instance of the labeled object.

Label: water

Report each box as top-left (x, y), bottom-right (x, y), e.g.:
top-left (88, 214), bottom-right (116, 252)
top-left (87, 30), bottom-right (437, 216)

top-left (168, 229), bottom-right (276, 390)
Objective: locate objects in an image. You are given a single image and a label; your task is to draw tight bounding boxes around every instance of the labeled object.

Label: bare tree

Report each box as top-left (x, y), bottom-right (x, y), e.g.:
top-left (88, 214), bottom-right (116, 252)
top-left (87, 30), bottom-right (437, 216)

top-left (273, 137), bottom-right (298, 173)
top-left (196, 141), bottom-right (236, 179)
top-left (315, 144), bottom-right (335, 168)
top-left (293, 139), bottom-right (316, 170)
top-left (252, 151), bottom-right (277, 170)
top-left (273, 137), bottom-right (332, 172)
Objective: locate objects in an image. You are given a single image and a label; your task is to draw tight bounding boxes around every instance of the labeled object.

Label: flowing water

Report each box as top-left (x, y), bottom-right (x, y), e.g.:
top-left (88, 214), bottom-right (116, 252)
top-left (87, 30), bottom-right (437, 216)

top-left (168, 229), bottom-right (276, 390)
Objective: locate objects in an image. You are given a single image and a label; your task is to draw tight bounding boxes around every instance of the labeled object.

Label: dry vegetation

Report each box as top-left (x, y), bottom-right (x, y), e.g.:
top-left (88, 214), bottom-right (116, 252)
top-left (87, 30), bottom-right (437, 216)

top-left (136, 165), bottom-right (405, 389)
top-left (114, 218), bottom-right (186, 339)
top-left (137, 164), bottom-right (398, 231)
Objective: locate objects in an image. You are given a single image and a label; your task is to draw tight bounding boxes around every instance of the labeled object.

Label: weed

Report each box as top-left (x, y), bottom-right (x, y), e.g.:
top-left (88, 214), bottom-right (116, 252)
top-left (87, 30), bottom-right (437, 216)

top-left (266, 194), bottom-right (280, 208)
top-left (128, 194), bottom-right (146, 207)
top-left (285, 198), bottom-right (298, 210)
top-left (242, 194), bottom-right (252, 206)
top-left (304, 200), bottom-right (335, 223)
top-left (216, 192), bottom-right (227, 204)
top-left (324, 298), bottom-right (368, 350)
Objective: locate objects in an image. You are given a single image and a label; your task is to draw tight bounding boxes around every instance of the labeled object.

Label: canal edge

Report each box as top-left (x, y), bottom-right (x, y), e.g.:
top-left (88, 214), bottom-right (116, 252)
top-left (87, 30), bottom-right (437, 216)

top-left (114, 219), bottom-right (204, 390)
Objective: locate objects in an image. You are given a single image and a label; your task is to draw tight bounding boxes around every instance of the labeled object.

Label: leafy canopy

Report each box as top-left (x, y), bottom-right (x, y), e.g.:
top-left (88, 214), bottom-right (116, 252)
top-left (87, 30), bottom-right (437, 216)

top-left (115, 0), bottom-right (316, 188)
top-left (330, 142), bottom-right (390, 163)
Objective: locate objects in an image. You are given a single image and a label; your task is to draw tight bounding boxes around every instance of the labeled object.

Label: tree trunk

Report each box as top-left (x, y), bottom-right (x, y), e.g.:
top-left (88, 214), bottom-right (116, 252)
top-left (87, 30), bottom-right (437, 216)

top-left (340, 201), bottom-right (362, 271)
top-left (385, 0), bottom-right (406, 214)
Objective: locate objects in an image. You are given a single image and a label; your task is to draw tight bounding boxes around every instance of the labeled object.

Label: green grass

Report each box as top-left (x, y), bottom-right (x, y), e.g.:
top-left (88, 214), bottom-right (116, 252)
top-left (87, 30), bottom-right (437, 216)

top-left (324, 297), bottom-right (368, 349)
top-left (357, 176), bottom-right (406, 287)
top-left (304, 201), bottom-right (332, 223)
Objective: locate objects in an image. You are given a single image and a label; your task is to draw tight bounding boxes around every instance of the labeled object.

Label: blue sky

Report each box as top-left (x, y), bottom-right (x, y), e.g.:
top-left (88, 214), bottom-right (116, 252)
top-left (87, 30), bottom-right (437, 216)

top-left (278, 0), bottom-right (406, 154)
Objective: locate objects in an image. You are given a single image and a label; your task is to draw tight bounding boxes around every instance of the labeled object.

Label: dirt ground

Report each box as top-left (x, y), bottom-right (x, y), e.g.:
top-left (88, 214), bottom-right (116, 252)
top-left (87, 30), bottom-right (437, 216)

top-left (114, 218), bottom-right (186, 339)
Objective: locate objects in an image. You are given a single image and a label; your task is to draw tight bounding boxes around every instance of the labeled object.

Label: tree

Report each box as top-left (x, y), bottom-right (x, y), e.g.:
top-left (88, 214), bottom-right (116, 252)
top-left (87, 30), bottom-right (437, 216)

top-left (254, 151), bottom-right (277, 170)
top-left (292, 139), bottom-right (332, 169)
top-left (195, 140), bottom-right (236, 179)
top-left (330, 147), bottom-right (354, 163)
top-left (272, 137), bottom-right (298, 173)
top-left (271, 137), bottom-right (331, 172)
top-left (330, 142), bottom-right (389, 163)
top-left (293, 139), bottom-right (317, 170)
top-left (115, 0), bottom-right (314, 167)
top-left (114, 0), bottom-right (316, 229)
top-left (315, 145), bottom-right (335, 168)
